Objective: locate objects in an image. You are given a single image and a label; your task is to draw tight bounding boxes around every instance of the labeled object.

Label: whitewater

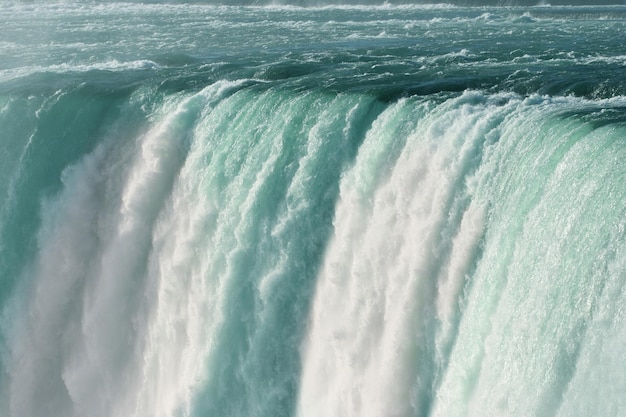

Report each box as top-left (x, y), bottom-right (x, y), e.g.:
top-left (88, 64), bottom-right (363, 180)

top-left (1, 3), bottom-right (625, 417)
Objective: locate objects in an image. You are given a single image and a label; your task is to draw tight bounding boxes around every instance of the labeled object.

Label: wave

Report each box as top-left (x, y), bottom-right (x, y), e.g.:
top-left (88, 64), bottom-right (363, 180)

top-left (0, 60), bottom-right (160, 83)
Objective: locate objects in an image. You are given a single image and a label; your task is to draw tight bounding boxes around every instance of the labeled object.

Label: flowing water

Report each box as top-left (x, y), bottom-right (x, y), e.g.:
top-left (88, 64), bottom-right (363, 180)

top-left (0, 3), bottom-right (625, 417)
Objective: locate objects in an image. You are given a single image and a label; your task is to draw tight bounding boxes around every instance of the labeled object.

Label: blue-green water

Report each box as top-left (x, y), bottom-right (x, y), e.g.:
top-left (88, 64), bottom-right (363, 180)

top-left (1, 3), bottom-right (625, 417)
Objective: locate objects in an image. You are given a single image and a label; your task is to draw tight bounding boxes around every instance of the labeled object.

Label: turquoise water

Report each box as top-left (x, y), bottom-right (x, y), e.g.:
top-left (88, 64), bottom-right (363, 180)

top-left (1, 3), bottom-right (625, 417)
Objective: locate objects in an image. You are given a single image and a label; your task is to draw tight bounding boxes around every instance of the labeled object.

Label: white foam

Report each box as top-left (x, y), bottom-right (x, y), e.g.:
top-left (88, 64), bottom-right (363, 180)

top-left (0, 60), bottom-right (159, 83)
top-left (297, 92), bottom-right (522, 417)
top-left (2, 81), bottom-right (246, 417)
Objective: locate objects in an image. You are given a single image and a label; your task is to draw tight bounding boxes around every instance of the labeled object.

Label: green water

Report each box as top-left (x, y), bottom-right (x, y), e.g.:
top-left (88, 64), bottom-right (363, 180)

top-left (0, 3), bottom-right (625, 417)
